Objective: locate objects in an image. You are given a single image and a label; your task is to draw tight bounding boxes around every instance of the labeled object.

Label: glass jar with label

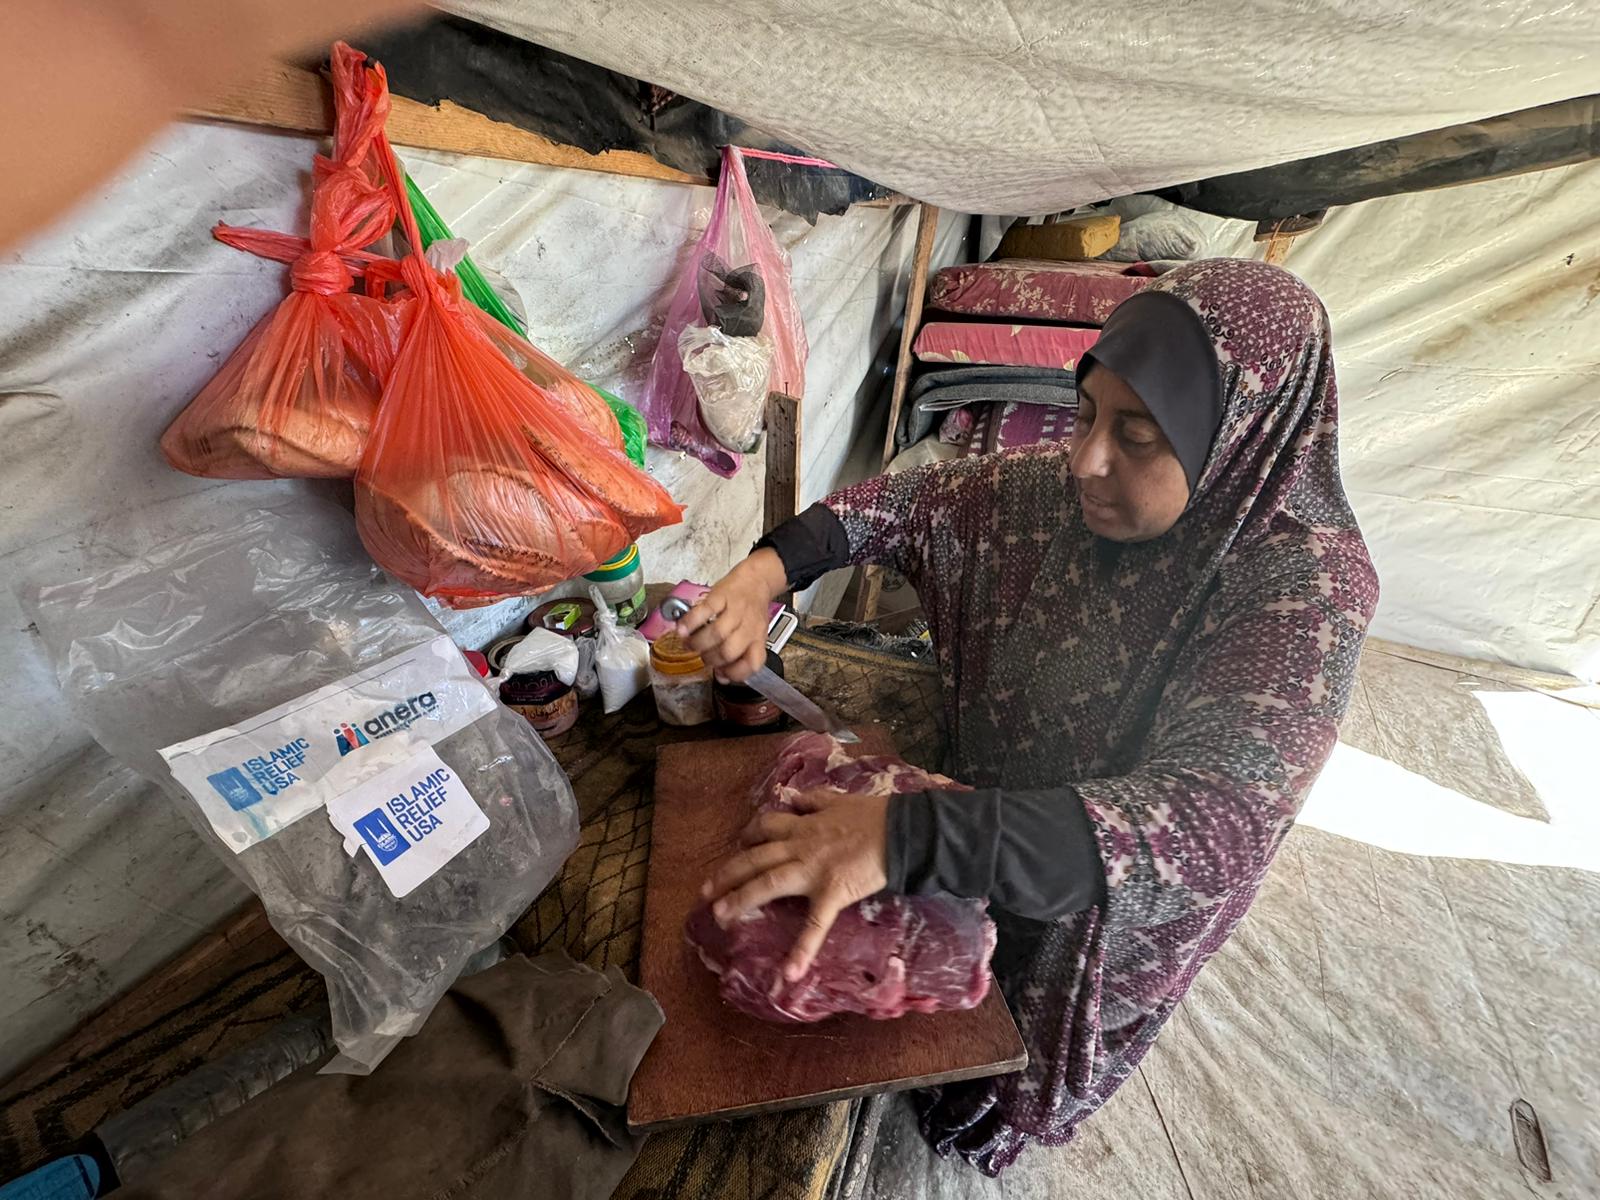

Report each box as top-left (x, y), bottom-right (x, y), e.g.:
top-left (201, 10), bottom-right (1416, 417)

top-left (648, 632), bottom-right (714, 726)
top-left (713, 650), bottom-right (786, 733)
top-left (583, 544), bottom-right (647, 626)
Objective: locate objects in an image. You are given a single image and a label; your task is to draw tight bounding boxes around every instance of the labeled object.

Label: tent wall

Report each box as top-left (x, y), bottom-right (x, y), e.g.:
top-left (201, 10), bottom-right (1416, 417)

top-left (0, 121), bottom-right (963, 1080)
top-left (1269, 162), bottom-right (1600, 680)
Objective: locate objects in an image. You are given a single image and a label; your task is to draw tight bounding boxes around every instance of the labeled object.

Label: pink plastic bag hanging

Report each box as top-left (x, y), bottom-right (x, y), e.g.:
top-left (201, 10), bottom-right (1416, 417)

top-left (638, 147), bottom-right (811, 477)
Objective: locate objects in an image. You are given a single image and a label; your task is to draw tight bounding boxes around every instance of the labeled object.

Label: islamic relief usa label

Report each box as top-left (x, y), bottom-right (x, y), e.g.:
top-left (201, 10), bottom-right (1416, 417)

top-left (158, 636), bottom-right (495, 853)
top-left (325, 747), bottom-right (489, 898)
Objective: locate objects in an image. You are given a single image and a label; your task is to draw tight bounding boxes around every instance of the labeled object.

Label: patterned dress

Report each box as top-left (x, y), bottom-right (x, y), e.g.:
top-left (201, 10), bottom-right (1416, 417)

top-left (821, 259), bottom-right (1379, 1172)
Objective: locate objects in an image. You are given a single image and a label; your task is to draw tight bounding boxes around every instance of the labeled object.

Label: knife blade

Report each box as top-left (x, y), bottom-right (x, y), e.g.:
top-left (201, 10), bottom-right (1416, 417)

top-left (657, 597), bottom-right (860, 743)
top-left (743, 666), bottom-right (860, 744)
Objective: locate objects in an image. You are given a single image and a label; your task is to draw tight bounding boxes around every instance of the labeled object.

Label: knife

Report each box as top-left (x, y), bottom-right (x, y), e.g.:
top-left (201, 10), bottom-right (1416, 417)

top-left (658, 597), bottom-right (860, 744)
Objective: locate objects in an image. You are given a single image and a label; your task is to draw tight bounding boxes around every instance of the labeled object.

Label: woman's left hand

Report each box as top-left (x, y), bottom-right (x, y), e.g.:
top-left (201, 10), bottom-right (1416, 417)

top-left (700, 787), bottom-right (890, 981)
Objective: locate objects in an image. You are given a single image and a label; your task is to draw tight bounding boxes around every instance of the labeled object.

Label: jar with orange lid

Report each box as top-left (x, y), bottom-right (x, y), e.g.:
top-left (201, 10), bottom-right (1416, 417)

top-left (649, 632), bottom-right (714, 726)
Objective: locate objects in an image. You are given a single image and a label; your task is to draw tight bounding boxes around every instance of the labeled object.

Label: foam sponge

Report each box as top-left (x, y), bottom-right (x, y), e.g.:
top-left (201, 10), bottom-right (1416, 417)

top-left (998, 214), bottom-right (1121, 261)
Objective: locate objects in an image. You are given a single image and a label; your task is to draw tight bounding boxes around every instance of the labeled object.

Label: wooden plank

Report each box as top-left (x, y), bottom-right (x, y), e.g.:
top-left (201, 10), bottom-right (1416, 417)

top-left (763, 391), bottom-right (802, 531)
top-left (1262, 231), bottom-right (1297, 265)
top-left (878, 203), bottom-right (941, 471)
top-left (189, 61), bottom-right (707, 187)
top-left (852, 203), bottom-right (940, 623)
top-left (764, 391), bottom-right (803, 608)
top-left (1254, 213), bottom-right (1325, 266)
top-left (628, 729), bottom-right (1026, 1132)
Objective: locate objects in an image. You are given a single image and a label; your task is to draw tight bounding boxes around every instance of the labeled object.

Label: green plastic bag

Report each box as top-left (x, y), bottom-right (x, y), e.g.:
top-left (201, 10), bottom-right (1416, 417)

top-left (405, 175), bottom-right (648, 468)
top-left (586, 385), bottom-right (648, 473)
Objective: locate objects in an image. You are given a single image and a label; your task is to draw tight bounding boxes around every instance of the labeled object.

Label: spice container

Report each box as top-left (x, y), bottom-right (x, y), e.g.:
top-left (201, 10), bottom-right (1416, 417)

top-left (583, 544), bottom-right (648, 627)
top-left (487, 637), bottom-right (581, 739)
top-left (649, 633), bottom-right (714, 726)
top-left (505, 671), bottom-right (579, 738)
top-left (714, 651), bottom-right (786, 733)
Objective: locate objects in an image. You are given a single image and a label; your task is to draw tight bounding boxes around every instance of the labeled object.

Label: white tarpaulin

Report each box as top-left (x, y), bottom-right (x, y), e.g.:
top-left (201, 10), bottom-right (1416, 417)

top-left (447, 0), bottom-right (1600, 214)
top-left (1283, 161), bottom-right (1600, 681)
top-left (0, 121), bottom-right (962, 1077)
top-left (1144, 163), bottom-right (1600, 680)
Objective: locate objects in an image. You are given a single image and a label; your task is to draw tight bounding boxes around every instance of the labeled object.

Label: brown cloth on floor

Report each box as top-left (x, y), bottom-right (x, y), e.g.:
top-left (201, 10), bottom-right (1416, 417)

top-left (117, 952), bottom-right (663, 1200)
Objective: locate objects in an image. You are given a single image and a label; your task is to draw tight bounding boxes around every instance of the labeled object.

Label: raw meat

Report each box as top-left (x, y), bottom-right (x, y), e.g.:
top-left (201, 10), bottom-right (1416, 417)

top-left (685, 732), bottom-right (997, 1023)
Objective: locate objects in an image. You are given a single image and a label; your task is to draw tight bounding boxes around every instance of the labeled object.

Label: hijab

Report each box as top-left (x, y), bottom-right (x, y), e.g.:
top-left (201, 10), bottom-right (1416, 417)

top-left (1076, 290), bottom-right (1223, 492)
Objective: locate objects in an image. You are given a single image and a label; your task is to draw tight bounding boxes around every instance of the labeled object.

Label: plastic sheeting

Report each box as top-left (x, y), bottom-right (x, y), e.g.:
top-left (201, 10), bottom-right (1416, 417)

top-left (446, 0), bottom-right (1600, 215)
top-left (0, 120), bottom-right (963, 1079)
top-left (1263, 163), bottom-right (1600, 681)
top-left (865, 643), bottom-right (1600, 1198)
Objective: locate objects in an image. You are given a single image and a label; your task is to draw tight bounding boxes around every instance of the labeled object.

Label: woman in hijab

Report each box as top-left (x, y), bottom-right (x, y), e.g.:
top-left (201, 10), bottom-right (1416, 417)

top-left (675, 258), bottom-right (1379, 1173)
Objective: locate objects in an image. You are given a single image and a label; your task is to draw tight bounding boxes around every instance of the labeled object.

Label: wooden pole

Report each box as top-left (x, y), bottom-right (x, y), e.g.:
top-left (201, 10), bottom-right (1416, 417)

top-left (763, 391), bottom-right (802, 608)
top-left (853, 202), bottom-right (939, 622)
top-left (878, 203), bottom-right (941, 471)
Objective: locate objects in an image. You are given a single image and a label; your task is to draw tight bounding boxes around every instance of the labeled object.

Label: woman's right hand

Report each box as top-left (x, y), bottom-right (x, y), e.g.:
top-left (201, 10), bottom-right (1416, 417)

top-left (674, 548), bottom-right (789, 682)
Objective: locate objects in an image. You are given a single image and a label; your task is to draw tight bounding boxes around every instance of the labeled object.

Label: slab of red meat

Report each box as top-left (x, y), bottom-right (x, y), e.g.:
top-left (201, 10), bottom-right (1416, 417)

top-left (685, 732), bottom-right (997, 1023)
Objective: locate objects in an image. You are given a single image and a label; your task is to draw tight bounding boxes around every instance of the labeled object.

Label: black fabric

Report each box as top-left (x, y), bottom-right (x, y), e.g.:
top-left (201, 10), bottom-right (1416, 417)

top-left (756, 504), bottom-right (852, 591)
top-left (356, 16), bottom-right (893, 221)
top-left (698, 255), bottom-right (767, 336)
top-left (885, 788), bottom-right (1106, 921)
top-left (900, 365), bottom-right (1078, 451)
top-left (1076, 291), bottom-right (1222, 493)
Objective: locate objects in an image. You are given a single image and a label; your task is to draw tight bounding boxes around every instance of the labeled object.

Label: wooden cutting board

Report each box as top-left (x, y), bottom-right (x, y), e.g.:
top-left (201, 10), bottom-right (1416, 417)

top-left (627, 727), bottom-right (1027, 1132)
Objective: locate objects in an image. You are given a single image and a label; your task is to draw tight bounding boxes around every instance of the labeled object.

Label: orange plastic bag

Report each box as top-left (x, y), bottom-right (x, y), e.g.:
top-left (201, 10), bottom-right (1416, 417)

top-left (160, 45), bottom-right (401, 479)
top-left (355, 151), bottom-right (684, 607)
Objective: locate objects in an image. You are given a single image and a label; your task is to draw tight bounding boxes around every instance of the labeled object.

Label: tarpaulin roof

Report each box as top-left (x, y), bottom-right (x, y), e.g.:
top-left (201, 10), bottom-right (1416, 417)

top-left (446, 0), bottom-right (1600, 215)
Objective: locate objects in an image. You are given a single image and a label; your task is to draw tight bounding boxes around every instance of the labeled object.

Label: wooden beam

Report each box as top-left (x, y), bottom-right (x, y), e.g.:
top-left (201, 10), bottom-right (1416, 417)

top-left (878, 203), bottom-right (941, 471)
top-left (853, 202), bottom-right (939, 623)
top-left (1254, 212), bottom-right (1325, 267)
top-left (763, 391), bottom-right (802, 608)
top-left (189, 61), bottom-right (708, 187)
top-left (1262, 231), bottom-right (1297, 265)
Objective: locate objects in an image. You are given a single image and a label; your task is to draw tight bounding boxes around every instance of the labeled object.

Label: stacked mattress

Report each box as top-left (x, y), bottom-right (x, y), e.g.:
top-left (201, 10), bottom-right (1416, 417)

top-left (893, 258), bottom-right (1154, 463)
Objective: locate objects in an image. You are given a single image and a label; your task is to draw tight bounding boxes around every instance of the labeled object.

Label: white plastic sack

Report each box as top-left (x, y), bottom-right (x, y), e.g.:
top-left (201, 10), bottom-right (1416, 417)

top-left (491, 626), bottom-right (579, 686)
top-left (1099, 195), bottom-right (1209, 263)
top-left (21, 504), bottom-right (579, 1073)
top-left (678, 322), bottom-right (772, 453)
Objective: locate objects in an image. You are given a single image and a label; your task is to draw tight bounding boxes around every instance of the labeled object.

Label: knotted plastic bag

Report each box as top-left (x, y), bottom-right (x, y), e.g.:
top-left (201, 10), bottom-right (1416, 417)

top-left (355, 146), bottom-right (684, 608)
top-left (160, 44), bottom-right (402, 480)
top-left (638, 147), bottom-right (808, 476)
top-left (590, 586), bottom-right (651, 714)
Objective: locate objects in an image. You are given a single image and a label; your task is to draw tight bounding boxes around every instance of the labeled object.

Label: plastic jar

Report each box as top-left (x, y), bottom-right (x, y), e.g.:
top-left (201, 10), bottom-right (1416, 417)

top-left (714, 651), bottom-right (786, 733)
top-left (499, 670), bottom-right (579, 738)
top-left (649, 633), bottom-right (714, 726)
top-left (583, 544), bottom-right (648, 627)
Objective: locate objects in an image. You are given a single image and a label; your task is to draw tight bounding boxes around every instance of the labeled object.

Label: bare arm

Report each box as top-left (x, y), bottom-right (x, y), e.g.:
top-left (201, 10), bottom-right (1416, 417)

top-left (2, 0), bottom-right (423, 251)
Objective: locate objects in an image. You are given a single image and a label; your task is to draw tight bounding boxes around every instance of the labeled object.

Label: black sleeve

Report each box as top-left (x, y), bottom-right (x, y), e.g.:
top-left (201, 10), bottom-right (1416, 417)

top-left (754, 503), bottom-right (852, 591)
top-left (884, 786), bottom-right (1107, 921)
